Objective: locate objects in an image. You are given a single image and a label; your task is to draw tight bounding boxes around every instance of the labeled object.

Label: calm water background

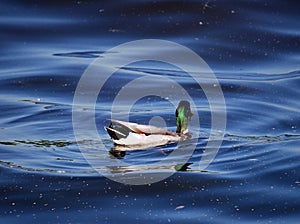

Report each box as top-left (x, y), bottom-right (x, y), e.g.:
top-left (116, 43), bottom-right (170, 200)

top-left (1, 0), bottom-right (300, 223)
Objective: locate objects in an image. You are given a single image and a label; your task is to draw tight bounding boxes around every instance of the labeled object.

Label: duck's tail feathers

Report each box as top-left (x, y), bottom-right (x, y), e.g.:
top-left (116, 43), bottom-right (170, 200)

top-left (104, 121), bottom-right (132, 140)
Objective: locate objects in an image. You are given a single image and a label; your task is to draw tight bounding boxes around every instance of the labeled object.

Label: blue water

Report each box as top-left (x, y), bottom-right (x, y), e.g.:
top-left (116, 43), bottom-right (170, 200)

top-left (1, 0), bottom-right (300, 223)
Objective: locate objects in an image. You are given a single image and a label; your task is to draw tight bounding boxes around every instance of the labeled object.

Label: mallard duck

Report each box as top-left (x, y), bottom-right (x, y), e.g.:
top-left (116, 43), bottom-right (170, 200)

top-left (105, 100), bottom-right (193, 149)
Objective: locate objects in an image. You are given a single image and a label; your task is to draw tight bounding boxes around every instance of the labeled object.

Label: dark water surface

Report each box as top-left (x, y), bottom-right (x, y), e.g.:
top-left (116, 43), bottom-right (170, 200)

top-left (1, 0), bottom-right (300, 223)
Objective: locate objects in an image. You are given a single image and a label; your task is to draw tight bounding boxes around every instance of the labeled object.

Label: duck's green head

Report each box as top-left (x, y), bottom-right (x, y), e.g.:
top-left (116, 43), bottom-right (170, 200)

top-left (176, 100), bottom-right (193, 134)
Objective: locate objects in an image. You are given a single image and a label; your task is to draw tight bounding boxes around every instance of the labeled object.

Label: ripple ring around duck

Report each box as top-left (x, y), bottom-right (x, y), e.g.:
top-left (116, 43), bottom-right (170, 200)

top-left (72, 39), bottom-right (226, 185)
